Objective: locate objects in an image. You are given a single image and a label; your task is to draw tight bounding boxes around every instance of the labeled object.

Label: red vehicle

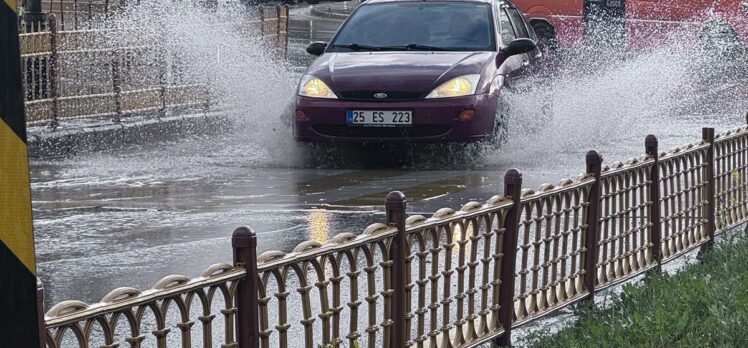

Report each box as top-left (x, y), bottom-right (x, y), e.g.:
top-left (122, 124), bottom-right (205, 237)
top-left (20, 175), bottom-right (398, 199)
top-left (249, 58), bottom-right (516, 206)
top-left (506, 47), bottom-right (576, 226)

top-left (513, 0), bottom-right (748, 50)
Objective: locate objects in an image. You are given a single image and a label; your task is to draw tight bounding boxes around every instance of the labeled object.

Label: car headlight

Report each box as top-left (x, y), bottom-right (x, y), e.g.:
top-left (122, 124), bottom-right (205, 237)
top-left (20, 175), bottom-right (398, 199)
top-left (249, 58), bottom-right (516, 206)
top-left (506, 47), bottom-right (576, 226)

top-left (425, 75), bottom-right (481, 99)
top-left (298, 75), bottom-right (337, 99)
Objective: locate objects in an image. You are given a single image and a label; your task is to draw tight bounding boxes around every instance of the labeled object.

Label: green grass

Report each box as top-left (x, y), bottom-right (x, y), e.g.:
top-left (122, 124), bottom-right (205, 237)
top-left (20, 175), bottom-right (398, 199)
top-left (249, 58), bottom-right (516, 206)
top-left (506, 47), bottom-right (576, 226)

top-left (527, 230), bottom-right (748, 348)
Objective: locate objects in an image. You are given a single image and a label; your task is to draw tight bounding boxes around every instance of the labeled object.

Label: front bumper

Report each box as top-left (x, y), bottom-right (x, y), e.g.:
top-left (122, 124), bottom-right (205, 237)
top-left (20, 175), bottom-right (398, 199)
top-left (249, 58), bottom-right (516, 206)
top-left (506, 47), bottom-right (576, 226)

top-left (294, 94), bottom-right (498, 143)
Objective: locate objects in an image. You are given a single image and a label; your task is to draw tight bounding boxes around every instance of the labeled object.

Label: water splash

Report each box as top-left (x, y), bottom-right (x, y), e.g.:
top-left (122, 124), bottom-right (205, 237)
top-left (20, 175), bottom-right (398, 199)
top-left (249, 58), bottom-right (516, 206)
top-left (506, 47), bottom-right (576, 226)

top-left (490, 31), bottom-right (748, 168)
top-left (44, 4), bottom-right (748, 175)
top-left (46, 0), bottom-right (305, 178)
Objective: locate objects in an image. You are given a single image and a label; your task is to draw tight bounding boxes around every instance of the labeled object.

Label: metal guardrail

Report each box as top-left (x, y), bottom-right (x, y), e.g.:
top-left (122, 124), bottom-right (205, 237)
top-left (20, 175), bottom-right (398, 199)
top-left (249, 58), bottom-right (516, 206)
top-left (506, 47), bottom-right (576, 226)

top-left (18, 4), bottom-right (289, 128)
top-left (38, 118), bottom-right (748, 347)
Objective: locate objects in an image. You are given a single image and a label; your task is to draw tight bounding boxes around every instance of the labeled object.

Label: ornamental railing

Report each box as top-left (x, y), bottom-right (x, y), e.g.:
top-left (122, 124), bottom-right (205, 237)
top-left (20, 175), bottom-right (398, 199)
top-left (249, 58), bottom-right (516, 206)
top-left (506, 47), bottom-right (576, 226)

top-left (18, 4), bottom-right (289, 129)
top-left (40, 117), bottom-right (748, 348)
top-left (44, 264), bottom-right (246, 347)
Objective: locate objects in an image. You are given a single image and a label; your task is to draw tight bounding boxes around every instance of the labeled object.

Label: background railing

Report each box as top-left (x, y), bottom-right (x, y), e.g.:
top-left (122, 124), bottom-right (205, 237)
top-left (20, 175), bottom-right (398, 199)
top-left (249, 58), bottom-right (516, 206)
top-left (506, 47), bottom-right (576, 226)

top-left (39, 120), bottom-right (748, 347)
top-left (18, 0), bottom-right (119, 33)
top-left (18, 4), bottom-right (289, 129)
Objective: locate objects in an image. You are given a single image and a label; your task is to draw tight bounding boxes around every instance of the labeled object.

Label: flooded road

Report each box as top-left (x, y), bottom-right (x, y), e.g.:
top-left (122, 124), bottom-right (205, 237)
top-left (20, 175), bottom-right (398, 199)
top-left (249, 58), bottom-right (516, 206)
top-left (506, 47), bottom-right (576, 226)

top-left (30, 0), bottom-right (748, 314)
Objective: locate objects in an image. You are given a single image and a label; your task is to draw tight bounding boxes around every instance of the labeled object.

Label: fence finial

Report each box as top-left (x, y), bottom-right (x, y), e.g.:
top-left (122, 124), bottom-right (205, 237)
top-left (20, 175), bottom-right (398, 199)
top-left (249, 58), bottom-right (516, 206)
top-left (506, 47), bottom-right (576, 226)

top-left (645, 134), bottom-right (658, 156)
top-left (702, 127), bottom-right (715, 142)
top-left (586, 150), bottom-right (603, 172)
top-left (232, 226), bottom-right (256, 248)
top-left (504, 168), bottom-right (522, 188)
top-left (385, 191), bottom-right (406, 216)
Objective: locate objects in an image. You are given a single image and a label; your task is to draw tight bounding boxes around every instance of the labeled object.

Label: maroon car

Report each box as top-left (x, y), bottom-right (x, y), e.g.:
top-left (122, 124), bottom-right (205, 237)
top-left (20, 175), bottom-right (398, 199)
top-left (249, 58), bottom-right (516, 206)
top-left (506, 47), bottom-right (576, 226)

top-left (294, 0), bottom-right (543, 143)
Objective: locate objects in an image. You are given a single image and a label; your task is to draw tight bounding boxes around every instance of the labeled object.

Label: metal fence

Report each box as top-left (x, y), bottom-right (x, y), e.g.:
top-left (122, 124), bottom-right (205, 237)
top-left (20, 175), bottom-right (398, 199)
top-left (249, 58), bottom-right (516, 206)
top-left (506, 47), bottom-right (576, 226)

top-left (18, 0), bottom-right (117, 33)
top-left (18, 4), bottom-right (289, 129)
top-left (39, 120), bottom-right (748, 347)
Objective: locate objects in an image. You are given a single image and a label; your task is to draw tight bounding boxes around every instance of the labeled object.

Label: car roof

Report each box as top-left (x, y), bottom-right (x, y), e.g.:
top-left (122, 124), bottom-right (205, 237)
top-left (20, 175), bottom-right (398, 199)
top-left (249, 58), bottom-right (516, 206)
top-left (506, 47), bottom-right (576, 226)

top-left (362, 0), bottom-right (516, 6)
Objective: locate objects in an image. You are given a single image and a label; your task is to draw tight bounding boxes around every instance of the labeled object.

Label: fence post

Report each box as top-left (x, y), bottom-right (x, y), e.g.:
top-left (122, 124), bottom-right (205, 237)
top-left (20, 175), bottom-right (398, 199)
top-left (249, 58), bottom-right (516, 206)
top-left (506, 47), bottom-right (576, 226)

top-left (284, 5), bottom-right (290, 58)
top-left (275, 4), bottom-right (281, 38)
top-left (73, 0), bottom-right (78, 30)
top-left (645, 135), bottom-right (661, 270)
top-left (494, 168), bottom-right (522, 347)
top-left (259, 6), bottom-right (265, 35)
top-left (59, 0), bottom-right (65, 31)
top-left (702, 128), bottom-right (716, 250)
top-left (37, 279), bottom-right (45, 348)
top-left (386, 191), bottom-right (407, 348)
top-left (111, 49), bottom-right (122, 123)
top-left (232, 226), bottom-right (260, 348)
top-left (48, 14), bottom-right (60, 130)
top-left (275, 4), bottom-right (284, 57)
top-left (159, 46), bottom-right (167, 119)
top-left (584, 150), bottom-right (603, 301)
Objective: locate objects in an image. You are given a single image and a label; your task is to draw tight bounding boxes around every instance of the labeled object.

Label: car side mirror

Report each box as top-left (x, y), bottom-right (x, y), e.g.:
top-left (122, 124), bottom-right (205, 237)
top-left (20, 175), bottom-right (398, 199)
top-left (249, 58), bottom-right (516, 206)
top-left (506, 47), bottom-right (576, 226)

top-left (306, 42), bottom-right (327, 56)
top-left (500, 38), bottom-right (537, 57)
top-left (496, 38), bottom-right (537, 67)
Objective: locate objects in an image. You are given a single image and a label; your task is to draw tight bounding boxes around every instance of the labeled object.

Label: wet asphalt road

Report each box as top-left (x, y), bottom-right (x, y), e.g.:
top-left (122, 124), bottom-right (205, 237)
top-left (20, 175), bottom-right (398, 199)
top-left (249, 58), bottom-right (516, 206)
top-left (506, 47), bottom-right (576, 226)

top-left (30, 0), bottom-right (748, 315)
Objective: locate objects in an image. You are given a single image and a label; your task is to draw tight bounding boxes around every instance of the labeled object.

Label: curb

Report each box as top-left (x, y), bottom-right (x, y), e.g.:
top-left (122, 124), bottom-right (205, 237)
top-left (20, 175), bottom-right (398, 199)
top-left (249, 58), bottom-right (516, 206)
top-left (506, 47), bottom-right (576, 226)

top-left (308, 3), bottom-right (354, 20)
top-left (28, 112), bottom-right (230, 158)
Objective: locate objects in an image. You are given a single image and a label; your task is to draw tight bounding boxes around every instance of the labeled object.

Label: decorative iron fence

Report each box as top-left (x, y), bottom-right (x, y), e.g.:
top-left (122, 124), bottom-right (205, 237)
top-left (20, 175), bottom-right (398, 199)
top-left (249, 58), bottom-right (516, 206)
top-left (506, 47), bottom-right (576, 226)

top-left (18, 4), bottom-right (289, 129)
top-left (43, 264), bottom-right (246, 347)
top-left (39, 119), bottom-right (748, 347)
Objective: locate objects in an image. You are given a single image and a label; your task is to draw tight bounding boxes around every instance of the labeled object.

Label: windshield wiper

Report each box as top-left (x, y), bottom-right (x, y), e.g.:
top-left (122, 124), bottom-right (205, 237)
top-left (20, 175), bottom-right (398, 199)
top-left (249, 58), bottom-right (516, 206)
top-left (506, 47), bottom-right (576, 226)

top-left (374, 44), bottom-right (453, 51)
top-left (402, 44), bottom-right (452, 51)
top-left (331, 43), bottom-right (453, 52)
top-left (330, 43), bottom-right (383, 51)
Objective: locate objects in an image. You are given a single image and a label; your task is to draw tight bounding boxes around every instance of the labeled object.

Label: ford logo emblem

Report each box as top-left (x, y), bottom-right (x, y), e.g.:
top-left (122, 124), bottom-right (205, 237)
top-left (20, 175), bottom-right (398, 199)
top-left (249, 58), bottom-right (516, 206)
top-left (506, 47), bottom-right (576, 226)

top-left (373, 92), bottom-right (388, 99)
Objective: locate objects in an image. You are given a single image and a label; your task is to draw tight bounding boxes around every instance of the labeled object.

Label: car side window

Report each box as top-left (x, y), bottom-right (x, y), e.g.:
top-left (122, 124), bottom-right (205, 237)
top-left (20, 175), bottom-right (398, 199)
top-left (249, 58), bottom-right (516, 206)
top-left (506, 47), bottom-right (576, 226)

top-left (526, 20), bottom-right (538, 41)
top-left (507, 8), bottom-right (530, 39)
top-left (498, 7), bottom-right (516, 45)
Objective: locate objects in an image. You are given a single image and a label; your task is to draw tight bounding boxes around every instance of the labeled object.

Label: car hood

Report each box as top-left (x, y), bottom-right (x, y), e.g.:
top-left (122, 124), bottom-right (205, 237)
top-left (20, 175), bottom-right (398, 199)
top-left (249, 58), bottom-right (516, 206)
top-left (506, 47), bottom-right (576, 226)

top-left (305, 51), bottom-right (495, 93)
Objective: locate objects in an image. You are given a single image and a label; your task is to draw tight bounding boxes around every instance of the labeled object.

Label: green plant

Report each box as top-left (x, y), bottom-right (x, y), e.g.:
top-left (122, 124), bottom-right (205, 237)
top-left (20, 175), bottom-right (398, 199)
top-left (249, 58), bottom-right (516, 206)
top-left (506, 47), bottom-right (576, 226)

top-left (317, 340), bottom-right (360, 348)
top-left (527, 228), bottom-right (748, 347)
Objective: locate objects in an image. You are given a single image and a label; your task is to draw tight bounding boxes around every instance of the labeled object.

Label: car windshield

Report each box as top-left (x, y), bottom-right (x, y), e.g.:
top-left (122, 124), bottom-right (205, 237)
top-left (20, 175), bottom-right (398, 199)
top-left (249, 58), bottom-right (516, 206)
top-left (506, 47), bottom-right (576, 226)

top-left (329, 2), bottom-right (496, 52)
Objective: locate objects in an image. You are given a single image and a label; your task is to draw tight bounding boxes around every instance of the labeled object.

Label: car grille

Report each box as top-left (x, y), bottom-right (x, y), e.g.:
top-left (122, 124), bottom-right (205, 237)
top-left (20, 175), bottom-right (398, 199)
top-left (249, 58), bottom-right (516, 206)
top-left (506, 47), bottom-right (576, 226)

top-left (338, 91), bottom-right (427, 101)
top-left (313, 125), bottom-right (451, 138)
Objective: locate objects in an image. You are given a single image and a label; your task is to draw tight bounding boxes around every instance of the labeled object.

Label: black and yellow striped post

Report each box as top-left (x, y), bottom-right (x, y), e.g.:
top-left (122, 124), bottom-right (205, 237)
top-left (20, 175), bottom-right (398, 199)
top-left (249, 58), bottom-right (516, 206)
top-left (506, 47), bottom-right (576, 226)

top-left (1, 0), bottom-right (42, 346)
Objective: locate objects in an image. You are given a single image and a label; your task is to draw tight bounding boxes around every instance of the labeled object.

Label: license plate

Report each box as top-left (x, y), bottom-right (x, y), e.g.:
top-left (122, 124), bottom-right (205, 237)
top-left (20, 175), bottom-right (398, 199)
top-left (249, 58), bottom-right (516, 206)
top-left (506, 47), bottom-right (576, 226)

top-left (346, 110), bottom-right (412, 126)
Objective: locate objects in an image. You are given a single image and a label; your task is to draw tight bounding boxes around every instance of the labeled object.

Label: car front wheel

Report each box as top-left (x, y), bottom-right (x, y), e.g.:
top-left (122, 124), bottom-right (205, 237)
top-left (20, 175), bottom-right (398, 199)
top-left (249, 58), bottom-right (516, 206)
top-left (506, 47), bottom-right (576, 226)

top-left (488, 100), bottom-right (510, 147)
top-left (532, 21), bottom-right (557, 52)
